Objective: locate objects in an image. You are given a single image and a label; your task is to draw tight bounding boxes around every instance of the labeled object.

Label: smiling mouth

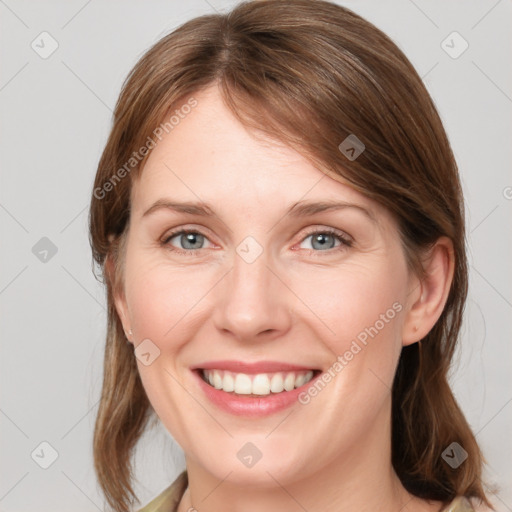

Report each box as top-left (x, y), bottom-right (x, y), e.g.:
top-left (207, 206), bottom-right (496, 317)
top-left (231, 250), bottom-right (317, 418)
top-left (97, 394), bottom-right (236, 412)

top-left (198, 368), bottom-right (321, 396)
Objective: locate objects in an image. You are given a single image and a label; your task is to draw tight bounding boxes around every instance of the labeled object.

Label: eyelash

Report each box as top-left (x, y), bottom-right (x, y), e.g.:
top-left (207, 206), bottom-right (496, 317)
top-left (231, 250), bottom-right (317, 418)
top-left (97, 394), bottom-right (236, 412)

top-left (160, 227), bottom-right (353, 257)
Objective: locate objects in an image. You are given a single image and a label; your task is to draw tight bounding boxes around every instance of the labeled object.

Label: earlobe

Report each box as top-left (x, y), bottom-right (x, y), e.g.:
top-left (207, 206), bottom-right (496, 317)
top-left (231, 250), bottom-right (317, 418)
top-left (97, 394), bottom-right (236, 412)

top-left (402, 237), bottom-right (455, 346)
top-left (115, 288), bottom-right (133, 343)
top-left (105, 253), bottom-right (133, 342)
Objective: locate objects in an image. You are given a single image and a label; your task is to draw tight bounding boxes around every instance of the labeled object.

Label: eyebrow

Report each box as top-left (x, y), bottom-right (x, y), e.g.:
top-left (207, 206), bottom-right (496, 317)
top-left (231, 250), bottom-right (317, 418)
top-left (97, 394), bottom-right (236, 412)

top-left (142, 198), bottom-right (376, 223)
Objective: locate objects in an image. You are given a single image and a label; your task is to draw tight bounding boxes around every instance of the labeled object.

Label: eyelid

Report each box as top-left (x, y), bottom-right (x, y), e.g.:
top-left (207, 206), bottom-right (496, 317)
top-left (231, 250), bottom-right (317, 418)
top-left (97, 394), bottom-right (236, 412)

top-left (161, 223), bottom-right (214, 241)
top-left (292, 226), bottom-right (353, 255)
top-left (160, 224), bottom-right (353, 255)
top-left (160, 226), bottom-right (217, 252)
top-left (297, 225), bottom-right (353, 246)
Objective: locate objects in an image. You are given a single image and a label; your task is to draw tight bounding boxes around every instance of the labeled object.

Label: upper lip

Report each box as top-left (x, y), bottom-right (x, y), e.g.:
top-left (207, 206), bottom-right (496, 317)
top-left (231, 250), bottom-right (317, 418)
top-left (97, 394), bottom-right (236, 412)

top-left (191, 360), bottom-right (319, 374)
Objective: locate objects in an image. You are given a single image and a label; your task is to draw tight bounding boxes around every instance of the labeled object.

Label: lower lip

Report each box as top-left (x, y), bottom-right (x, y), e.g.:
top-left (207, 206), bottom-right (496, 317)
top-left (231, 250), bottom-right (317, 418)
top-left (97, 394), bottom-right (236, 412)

top-left (192, 370), bottom-right (320, 417)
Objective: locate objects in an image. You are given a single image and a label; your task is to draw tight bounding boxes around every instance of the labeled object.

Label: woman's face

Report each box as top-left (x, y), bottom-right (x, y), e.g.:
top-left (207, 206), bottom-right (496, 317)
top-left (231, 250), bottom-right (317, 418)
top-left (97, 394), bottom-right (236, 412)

top-left (115, 85), bottom-right (418, 487)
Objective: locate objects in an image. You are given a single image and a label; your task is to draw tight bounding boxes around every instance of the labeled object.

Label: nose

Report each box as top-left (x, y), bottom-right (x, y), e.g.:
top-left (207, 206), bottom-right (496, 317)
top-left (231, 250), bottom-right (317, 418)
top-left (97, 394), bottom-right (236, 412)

top-left (212, 248), bottom-right (293, 342)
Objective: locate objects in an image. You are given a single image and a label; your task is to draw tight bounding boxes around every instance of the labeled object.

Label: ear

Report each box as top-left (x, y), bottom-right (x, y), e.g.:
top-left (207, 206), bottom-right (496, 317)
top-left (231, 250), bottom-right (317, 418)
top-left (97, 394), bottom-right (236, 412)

top-left (402, 236), bottom-right (455, 346)
top-left (105, 252), bottom-right (133, 343)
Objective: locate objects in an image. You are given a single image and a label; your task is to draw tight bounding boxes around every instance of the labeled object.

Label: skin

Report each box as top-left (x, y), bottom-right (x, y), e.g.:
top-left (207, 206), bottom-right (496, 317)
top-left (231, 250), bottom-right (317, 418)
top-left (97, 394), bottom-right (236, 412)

top-left (113, 85), bottom-right (455, 512)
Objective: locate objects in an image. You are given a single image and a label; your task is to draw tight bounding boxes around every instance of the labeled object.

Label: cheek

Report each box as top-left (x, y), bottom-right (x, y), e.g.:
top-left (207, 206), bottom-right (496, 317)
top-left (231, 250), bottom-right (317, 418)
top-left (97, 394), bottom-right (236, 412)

top-left (121, 253), bottom-right (218, 437)
top-left (290, 258), bottom-right (408, 409)
top-left (292, 260), bottom-right (406, 344)
top-left (123, 252), bottom-right (213, 343)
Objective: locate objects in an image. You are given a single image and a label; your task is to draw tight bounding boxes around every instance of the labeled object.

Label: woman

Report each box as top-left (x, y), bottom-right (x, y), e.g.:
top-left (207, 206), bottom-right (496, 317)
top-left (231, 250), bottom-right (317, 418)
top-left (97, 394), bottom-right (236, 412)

top-left (89, 1), bottom-right (493, 511)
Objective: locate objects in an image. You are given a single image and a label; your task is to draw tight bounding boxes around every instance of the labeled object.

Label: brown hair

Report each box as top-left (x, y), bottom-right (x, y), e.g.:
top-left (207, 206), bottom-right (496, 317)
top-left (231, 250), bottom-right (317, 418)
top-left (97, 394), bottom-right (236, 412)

top-left (89, 1), bottom-right (491, 510)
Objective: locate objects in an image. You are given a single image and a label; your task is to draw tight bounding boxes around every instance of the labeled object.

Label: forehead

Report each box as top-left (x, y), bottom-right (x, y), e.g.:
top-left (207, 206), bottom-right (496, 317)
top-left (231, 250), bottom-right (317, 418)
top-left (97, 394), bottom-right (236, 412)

top-left (131, 85), bottom-right (386, 222)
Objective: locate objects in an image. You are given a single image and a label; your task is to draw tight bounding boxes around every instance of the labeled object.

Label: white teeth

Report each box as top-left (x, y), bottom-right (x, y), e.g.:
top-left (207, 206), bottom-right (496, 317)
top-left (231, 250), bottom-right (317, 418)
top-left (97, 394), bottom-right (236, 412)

top-left (223, 372), bottom-right (234, 392)
top-left (252, 374), bottom-right (270, 395)
top-left (213, 371), bottom-right (223, 389)
top-left (284, 373), bottom-right (295, 391)
top-left (270, 373), bottom-right (284, 393)
top-left (202, 369), bottom-right (315, 396)
top-left (295, 373), bottom-right (306, 388)
top-left (234, 373), bottom-right (252, 394)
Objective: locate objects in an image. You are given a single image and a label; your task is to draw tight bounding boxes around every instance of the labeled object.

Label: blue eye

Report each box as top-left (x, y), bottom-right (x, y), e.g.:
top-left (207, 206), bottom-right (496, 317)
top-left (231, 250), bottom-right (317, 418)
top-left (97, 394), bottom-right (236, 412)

top-left (162, 230), bottom-right (211, 255)
top-left (161, 227), bottom-right (352, 256)
top-left (298, 228), bottom-right (352, 253)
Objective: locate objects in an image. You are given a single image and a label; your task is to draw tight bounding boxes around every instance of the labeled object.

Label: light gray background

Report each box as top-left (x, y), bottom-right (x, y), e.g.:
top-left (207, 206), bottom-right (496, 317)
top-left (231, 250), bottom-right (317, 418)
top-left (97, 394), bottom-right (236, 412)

top-left (1, 0), bottom-right (511, 511)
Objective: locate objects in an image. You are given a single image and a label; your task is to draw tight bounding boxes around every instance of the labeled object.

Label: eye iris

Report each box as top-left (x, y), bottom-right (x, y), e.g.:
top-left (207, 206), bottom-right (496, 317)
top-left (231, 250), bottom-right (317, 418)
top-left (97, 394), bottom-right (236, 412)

top-left (311, 233), bottom-right (335, 250)
top-left (181, 232), bottom-right (203, 250)
top-left (171, 231), bottom-right (341, 251)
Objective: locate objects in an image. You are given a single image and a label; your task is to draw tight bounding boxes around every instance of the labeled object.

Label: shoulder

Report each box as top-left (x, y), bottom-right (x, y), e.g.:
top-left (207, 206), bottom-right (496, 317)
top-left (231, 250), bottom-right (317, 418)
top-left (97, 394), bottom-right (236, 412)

top-left (442, 496), bottom-right (493, 512)
top-left (137, 470), bottom-right (188, 512)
